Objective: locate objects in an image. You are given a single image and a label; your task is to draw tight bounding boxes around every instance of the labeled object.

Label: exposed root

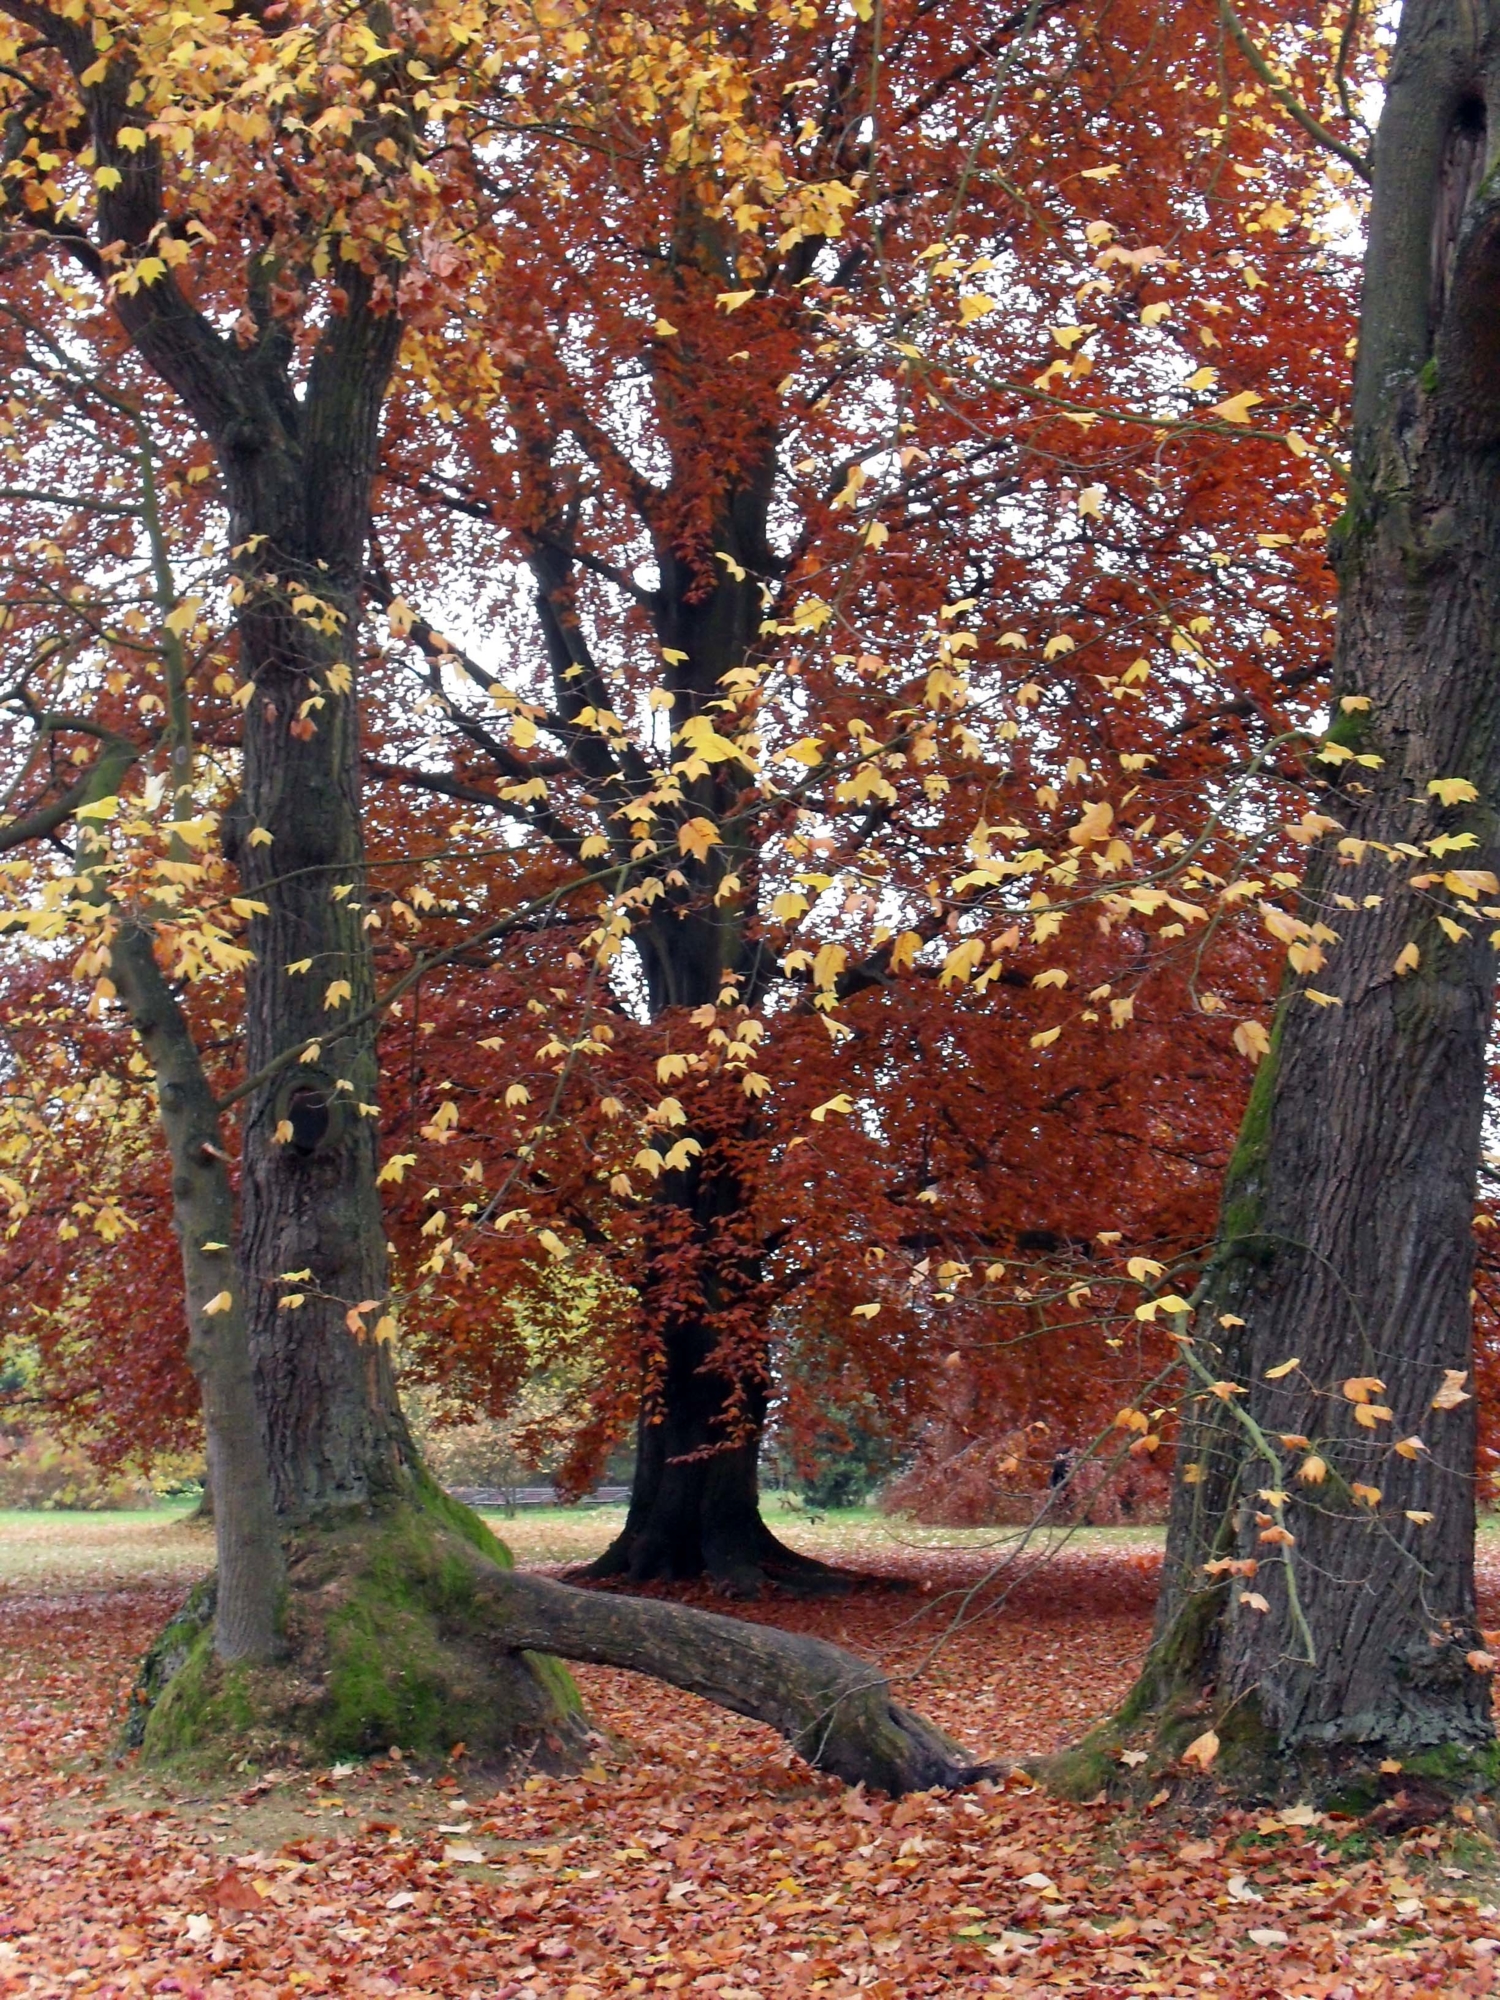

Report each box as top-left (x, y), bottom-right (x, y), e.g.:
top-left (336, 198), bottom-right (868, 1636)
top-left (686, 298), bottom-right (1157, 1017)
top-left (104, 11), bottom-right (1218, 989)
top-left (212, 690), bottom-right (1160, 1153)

top-left (133, 1496), bottom-right (995, 1797)
top-left (483, 1565), bottom-right (996, 1794)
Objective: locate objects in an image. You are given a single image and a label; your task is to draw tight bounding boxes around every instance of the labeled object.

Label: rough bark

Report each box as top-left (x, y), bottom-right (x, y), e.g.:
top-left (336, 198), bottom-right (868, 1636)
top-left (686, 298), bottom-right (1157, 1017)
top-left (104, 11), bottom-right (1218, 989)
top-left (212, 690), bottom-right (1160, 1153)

top-left (1123, 0), bottom-right (1500, 1794)
top-left (223, 278), bottom-right (413, 1518)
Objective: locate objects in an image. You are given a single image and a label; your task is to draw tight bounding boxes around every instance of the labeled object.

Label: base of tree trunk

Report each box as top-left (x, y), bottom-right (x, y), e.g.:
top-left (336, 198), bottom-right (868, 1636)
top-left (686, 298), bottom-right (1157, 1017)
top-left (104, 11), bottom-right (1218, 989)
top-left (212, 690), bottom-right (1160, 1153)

top-left (127, 1489), bottom-right (993, 1795)
top-left (1033, 1594), bottom-right (1500, 1817)
top-left (586, 1495), bottom-right (850, 1597)
top-left (127, 1490), bottom-right (589, 1778)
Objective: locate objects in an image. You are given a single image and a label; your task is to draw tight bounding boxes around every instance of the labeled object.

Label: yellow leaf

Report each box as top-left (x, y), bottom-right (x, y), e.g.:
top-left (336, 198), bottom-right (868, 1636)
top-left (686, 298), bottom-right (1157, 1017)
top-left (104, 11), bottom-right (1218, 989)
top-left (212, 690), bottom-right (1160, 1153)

top-left (1394, 942), bottom-right (1420, 975)
top-left (1342, 1375), bottom-right (1385, 1404)
top-left (810, 1094), bottom-right (854, 1122)
top-left (1182, 1729), bottom-right (1219, 1770)
top-left (95, 165), bottom-right (122, 190)
top-left (662, 1137), bottom-right (703, 1171)
top-left (771, 891), bottom-right (809, 921)
top-left (1232, 1020), bottom-right (1270, 1062)
top-left (504, 1084), bottom-right (530, 1107)
top-left (1183, 367), bottom-right (1219, 392)
top-left (75, 794), bottom-right (121, 822)
top-left (163, 597), bottom-right (201, 636)
top-left (716, 289), bottom-right (755, 311)
top-left (536, 1229), bottom-right (568, 1259)
top-left (1297, 1454), bottom-right (1327, 1484)
top-left (653, 318), bottom-right (678, 336)
top-left (377, 1155), bottom-right (416, 1184)
top-left (1210, 390), bottom-right (1264, 424)
top-left (851, 1303), bottom-right (881, 1320)
top-left (323, 979), bottom-right (353, 1009)
top-left (1140, 300), bottom-right (1172, 326)
top-left (1303, 989), bottom-right (1342, 1007)
top-left (1351, 1483), bottom-right (1382, 1507)
top-left (248, 826), bottom-right (274, 847)
top-left (1432, 1368), bottom-right (1471, 1410)
top-left (1405, 1510), bottom-right (1434, 1525)
top-left (116, 126), bottom-right (147, 152)
top-left (273, 1119), bottom-right (294, 1145)
top-left (1030, 1025), bottom-right (1062, 1049)
top-left (1264, 1357), bottom-right (1300, 1380)
top-left (742, 1072), bottom-right (770, 1098)
top-left (1428, 776), bottom-right (1479, 806)
top-left (1135, 1294), bottom-right (1192, 1321)
top-left (677, 816), bottom-right (721, 862)
top-left (1393, 1435), bottom-right (1427, 1459)
top-left (957, 293), bottom-right (997, 324)
top-left (1068, 798), bottom-right (1114, 846)
top-left (202, 1291), bottom-right (232, 1316)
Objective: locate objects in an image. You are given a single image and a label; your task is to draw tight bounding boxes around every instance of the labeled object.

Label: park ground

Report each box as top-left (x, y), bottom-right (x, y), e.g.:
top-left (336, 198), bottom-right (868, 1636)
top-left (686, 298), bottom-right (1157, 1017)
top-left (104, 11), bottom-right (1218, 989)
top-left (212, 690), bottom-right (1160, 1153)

top-left (5, 1508), bottom-right (1500, 1997)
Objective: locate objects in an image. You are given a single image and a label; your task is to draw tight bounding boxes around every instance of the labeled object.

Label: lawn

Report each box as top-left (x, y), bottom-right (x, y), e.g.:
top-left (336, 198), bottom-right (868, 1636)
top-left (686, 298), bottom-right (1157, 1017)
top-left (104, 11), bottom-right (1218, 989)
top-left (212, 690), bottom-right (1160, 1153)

top-left (3, 1502), bottom-right (1500, 1997)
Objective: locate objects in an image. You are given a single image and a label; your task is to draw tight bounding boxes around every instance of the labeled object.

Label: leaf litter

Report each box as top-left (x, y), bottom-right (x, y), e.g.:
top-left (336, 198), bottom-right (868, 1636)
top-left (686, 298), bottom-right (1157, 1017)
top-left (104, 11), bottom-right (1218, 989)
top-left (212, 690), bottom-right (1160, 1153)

top-left (3, 1546), bottom-right (1500, 1997)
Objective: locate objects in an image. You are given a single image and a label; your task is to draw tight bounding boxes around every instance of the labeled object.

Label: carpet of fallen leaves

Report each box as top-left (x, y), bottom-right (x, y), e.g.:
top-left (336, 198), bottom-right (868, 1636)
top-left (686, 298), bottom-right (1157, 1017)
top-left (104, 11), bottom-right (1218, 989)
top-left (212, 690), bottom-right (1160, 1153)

top-left (5, 1529), bottom-right (1500, 1999)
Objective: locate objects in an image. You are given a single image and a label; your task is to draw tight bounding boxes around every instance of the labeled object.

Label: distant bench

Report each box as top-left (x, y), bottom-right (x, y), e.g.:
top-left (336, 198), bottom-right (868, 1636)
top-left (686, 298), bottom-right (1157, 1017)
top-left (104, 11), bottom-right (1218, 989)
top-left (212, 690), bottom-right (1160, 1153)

top-left (450, 1485), bottom-right (630, 1510)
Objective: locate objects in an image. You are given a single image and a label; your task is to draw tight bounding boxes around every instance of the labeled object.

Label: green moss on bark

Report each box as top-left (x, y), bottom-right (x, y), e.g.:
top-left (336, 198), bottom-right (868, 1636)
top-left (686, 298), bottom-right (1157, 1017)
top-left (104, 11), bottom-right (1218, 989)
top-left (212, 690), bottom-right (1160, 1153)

top-left (133, 1497), bottom-right (585, 1777)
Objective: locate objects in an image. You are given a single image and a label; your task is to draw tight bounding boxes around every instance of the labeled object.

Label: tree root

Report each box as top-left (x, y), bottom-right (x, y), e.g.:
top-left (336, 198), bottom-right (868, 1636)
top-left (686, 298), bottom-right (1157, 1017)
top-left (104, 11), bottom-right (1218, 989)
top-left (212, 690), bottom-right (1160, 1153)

top-left (477, 1562), bottom-right (998, 1795)
top-left (131, 1499), bottom-right (996, 1797)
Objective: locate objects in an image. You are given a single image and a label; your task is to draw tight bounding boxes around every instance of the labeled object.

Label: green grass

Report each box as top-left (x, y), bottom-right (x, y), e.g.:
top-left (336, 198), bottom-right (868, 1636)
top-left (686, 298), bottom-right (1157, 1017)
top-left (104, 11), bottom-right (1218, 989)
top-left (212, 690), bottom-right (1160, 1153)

top-left (8, 1498), bottom-right (1500, 1598)
top-left (0, 1502), bottom-right (207, 1588)
top-left (468, 1496), bottom-right (1171, 1568)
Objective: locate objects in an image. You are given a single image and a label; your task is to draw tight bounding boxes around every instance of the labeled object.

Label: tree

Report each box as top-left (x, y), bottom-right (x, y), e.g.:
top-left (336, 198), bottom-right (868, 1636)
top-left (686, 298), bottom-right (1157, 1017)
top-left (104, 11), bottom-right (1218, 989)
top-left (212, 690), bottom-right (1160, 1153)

top-left (0, 0), bottom-right (1000, 1791)
top-left (1066, 0), bottom-right (1500, 1801)
top-left (349, 0), bottom-right (1354, 1587)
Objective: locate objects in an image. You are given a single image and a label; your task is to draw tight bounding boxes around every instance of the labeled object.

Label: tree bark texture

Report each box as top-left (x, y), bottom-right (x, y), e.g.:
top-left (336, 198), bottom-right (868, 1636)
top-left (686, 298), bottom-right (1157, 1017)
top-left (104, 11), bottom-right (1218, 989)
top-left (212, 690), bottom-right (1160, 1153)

top-left (223, 282), bottom-right (413, 1519)
top-left (1148, 0), bottom-right (1500, 1774)
top-left (59, 20), bottom-right (415, 1524)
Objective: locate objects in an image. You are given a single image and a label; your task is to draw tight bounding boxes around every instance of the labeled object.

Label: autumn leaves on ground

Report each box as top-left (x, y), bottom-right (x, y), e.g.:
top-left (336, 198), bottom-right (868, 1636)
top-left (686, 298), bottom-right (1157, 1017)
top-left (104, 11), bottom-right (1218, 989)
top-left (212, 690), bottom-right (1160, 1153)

top-left (2, 1510), bottom-right (1498, 2000)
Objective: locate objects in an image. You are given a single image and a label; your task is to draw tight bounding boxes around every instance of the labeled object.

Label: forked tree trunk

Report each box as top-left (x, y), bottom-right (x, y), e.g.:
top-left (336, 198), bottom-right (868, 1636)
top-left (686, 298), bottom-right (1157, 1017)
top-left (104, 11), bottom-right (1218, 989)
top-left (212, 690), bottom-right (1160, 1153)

top-left (1119, 0), bottom-right (1500, 1795)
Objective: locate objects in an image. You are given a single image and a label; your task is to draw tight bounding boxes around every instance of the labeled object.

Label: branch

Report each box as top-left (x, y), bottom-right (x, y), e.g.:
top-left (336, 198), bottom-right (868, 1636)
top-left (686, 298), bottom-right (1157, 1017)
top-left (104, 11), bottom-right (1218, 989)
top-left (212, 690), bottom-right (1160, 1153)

top-left (1218, 0), bottom-right (1371, 182)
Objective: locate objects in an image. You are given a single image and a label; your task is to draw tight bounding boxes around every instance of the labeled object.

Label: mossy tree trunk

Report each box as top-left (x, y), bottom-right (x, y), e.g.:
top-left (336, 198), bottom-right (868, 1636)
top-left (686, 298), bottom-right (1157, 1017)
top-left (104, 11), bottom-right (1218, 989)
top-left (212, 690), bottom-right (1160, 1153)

top-left (1117, 0), bottom-right (1500, 1796)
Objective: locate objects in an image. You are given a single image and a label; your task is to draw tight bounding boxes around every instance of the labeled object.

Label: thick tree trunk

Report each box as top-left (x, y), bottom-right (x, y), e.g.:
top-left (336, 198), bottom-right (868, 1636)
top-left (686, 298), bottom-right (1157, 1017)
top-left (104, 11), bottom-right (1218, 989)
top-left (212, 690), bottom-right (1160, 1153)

top-left (588, 1146), bottom-right (832, 1592)
top-left (592, 1328), bottom-right (820, 1591)
top-left (1108, 0), bottom-right (1500, 1798)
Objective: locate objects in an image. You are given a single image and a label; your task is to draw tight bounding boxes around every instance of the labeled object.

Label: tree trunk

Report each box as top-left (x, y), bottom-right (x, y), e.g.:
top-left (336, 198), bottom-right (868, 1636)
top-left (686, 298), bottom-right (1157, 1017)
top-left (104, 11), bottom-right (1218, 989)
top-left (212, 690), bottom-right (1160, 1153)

top-left (224, 282), bottom-right (415, 1518)
top-left (587, 1146), bottom-right (831, 1593)
top-left (105, 920), bottom-right (282, 1663)
top-left (1102, 0), bottom-right (1500, 1800)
